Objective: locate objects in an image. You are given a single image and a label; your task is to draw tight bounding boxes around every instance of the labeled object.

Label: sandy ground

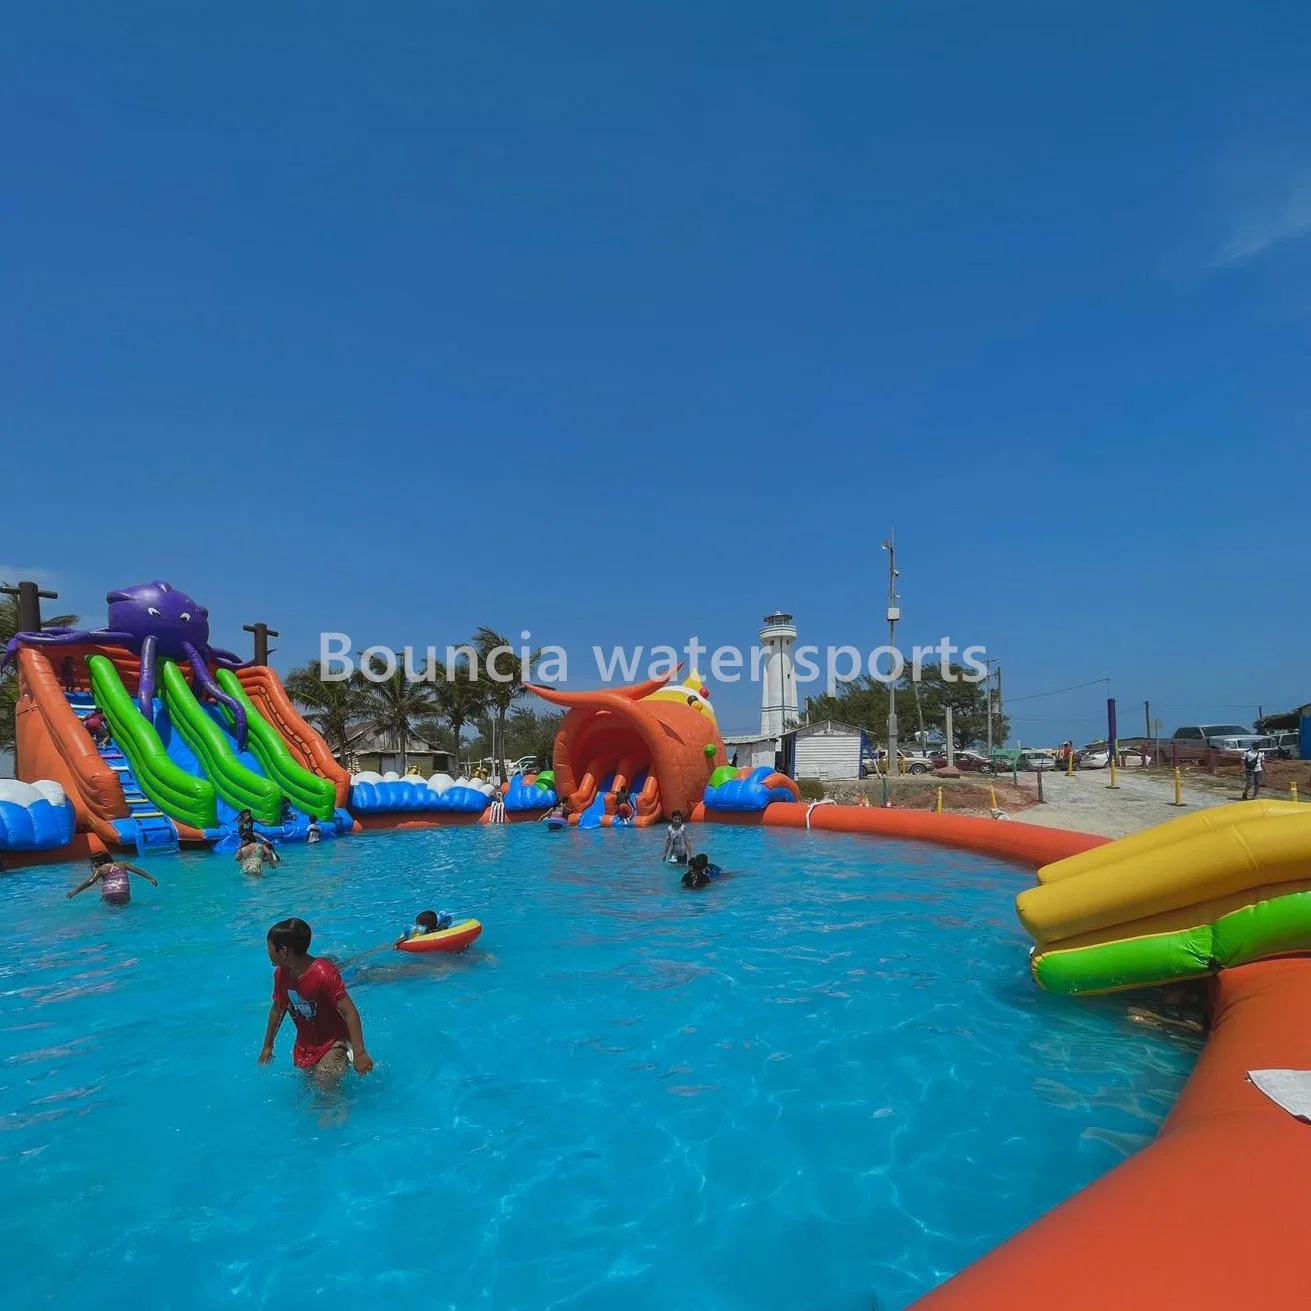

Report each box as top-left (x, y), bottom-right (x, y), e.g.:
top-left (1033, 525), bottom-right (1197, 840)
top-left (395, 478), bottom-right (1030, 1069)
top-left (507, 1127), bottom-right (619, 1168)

top-left (999, 766), bottom-right (1230, 838)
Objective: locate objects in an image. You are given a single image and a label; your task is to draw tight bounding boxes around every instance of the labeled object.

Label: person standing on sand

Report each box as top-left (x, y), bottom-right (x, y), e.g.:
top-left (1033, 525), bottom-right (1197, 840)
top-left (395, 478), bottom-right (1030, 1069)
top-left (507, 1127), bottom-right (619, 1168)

top-left (1242, 744), bottom-right (1265, 800)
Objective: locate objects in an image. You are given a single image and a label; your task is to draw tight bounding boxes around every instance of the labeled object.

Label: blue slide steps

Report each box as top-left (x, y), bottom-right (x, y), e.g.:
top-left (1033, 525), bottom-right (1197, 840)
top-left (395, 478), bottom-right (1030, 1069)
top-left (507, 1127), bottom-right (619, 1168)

top-left (66, 691), bottom-right (179, 857)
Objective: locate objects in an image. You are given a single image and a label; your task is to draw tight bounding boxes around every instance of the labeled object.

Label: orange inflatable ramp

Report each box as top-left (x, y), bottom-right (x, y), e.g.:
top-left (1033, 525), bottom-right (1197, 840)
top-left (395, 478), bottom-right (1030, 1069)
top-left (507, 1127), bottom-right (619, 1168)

top-left (914, 957), bottom-right (1311, 1309)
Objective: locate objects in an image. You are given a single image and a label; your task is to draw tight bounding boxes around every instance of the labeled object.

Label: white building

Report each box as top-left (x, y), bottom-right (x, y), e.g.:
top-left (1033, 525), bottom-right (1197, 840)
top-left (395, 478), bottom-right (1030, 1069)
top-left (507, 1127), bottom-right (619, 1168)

top-left (759, 610), bottom-right (798, 738)
top-left (721, 734), bottom-right (779, 772)
top-left (782, 721), bottom-right (870, 780)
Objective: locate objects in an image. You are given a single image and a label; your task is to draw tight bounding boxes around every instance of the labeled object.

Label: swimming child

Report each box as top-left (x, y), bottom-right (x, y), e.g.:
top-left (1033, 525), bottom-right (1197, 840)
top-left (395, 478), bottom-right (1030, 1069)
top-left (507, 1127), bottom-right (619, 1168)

top-left (394, 909), bottom-right (454, 947)
top-left (681, 853), bottom-right (724, 889)
top-left (259, 917), bottom-right (374, 1080)
top-left (236, 831), bottom-right (280, 876)
top-left (614, 785), bottom-right (634, 823)
top-left (661, 811), bottom-right (692, 864)
top-left (306, 817), bottom-right (322, 845)
top-left (67, 852), bottom-right (159, 905)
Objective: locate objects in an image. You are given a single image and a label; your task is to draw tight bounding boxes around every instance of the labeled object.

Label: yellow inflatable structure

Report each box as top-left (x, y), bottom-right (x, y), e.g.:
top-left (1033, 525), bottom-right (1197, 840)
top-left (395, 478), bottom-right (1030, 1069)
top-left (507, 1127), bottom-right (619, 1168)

top-left (1020, 801), bottom-right (1311, 994)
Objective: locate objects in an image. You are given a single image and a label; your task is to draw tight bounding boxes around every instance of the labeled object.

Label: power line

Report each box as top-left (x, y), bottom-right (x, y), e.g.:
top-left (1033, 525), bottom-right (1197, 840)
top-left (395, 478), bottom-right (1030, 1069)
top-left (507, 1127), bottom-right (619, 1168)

top-left (1005, 676), bottom-right (1111, 704)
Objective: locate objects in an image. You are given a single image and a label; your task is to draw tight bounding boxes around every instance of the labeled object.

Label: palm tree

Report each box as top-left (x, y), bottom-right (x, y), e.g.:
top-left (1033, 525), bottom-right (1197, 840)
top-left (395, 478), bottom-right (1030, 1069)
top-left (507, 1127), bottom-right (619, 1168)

top-left (0, 585), bottom-right (78, 756)
top-left (360, 668), bottom-right (440, 775)
top-left (285, 660), bottom-right (368, 759)
top-left (474, 627), bottom-right (541, 780)
top-left (430, 662), bottom-right (488, 772)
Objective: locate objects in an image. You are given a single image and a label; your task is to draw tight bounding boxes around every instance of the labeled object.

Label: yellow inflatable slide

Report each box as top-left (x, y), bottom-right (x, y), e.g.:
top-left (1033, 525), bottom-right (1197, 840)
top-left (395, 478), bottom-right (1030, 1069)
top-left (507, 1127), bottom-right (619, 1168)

top-left (1020, 801), bottom-right (1311, 994)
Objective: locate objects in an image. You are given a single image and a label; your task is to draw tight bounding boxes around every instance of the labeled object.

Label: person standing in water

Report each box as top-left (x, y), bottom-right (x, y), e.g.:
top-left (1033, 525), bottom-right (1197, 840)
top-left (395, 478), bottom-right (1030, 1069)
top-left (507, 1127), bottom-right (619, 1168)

top-left (661, 811), bottom-right (692, 864)
top-left (67, 852), bottom-right (158, 905)
top-left (259, 917), bottom-right (374, 1081)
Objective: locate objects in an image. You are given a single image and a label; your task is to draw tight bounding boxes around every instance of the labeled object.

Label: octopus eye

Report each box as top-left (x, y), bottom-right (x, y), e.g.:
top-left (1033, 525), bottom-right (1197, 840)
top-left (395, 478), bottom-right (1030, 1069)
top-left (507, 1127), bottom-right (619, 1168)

top-left (147, 607), bottom-right (161, 618)
top-left (180, 612), bottom-right (191, 622)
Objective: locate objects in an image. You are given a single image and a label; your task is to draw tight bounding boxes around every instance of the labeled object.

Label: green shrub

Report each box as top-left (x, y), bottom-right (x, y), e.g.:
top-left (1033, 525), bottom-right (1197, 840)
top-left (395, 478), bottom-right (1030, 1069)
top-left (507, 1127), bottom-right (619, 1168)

top-left (796, 778), bottom-right (827, 801)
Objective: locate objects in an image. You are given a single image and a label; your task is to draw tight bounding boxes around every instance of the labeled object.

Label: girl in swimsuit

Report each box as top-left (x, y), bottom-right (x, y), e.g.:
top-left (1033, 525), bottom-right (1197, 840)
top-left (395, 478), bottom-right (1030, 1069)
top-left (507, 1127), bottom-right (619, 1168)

top-left (67, 852), bottom-right (158, 905)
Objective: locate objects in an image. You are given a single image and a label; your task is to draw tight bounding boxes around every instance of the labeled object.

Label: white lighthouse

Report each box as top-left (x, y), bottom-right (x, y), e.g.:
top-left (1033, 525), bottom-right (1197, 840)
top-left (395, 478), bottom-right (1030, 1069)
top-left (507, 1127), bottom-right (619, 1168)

top-left (759, 610), bottom-right (799, 739)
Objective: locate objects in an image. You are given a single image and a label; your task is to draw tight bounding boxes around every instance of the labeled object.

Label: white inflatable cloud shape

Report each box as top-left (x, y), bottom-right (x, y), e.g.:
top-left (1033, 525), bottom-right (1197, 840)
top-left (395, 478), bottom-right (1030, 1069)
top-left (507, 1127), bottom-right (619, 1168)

top-left (0, 779), bottom-right (68, 807)
top-left (427, 773), bottom-right (455, 795)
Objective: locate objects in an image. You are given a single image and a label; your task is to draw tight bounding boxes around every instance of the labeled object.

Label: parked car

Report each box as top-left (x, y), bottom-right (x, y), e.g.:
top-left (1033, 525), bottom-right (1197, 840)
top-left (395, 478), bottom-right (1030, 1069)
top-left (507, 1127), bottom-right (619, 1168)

top-left (1267, 731), bottom-right (1300, 760)
top-left (1164, 724), bottom-right (1266, 763)
top-left (864, 748), bottom-right (936, 776)
top-left (930, 749), bottom-right (994, 773)
top-left (1078, 744), bottom-right (1153, 769)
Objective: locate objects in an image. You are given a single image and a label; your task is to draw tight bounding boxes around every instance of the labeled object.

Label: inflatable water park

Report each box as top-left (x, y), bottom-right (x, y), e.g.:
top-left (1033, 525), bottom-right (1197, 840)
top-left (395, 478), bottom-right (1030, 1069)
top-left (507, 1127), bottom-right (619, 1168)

top-left (5, 580), bottom-right (1311, 1307)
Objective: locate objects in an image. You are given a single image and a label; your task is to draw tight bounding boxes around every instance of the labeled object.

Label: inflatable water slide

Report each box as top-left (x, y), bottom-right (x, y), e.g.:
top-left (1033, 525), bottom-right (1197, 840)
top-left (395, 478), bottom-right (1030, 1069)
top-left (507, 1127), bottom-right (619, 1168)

top-left (529, 670), bottom-right (800, 827)
top-left (5, 582), bottom-right (352, 856)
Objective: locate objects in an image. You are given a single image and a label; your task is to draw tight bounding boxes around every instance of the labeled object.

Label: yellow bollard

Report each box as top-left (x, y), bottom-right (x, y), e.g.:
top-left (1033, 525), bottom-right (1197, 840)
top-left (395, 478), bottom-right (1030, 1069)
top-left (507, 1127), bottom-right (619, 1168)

top-left (1172, 766), bottom-right (1184, 806)
top-left (1066, 751), bottom-right (1074, 778)
top-left (1293, 781), bottom-right (1300, 804)
top-left (1108, 757), bottom-right (1118, 790)
top-left (989, 786), bottom-right (998, 811)
top-left (935, 786), bottom-right (944, 814)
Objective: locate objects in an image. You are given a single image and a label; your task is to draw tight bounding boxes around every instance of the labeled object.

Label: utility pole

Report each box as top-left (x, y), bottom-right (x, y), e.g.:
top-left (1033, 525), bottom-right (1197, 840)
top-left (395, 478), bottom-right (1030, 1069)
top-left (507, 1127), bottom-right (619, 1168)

top-left (1, 581), bottom-right (60, 779)
top-left (242, 622), bottom-right (279, 667)
top-left (985, 658), bottom-right (994, 761)
top-left (882, 530), bottom-right (900, 776)
top-left (995, 664), bottom-right (1003, 742)
top-left (1144, 700), bottom-right (1151, 742)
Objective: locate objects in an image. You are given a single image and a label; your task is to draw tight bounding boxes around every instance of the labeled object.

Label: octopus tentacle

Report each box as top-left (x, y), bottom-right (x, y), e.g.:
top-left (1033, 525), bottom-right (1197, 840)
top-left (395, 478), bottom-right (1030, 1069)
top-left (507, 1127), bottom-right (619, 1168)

top-left (184, 641), bottom-right (248, 750)
top-left (1, 628), bottom-right (107, 673)
top-left (137, 635), bottom-right (158, 720)
top-left (208, 646), bottom-right (248, 668)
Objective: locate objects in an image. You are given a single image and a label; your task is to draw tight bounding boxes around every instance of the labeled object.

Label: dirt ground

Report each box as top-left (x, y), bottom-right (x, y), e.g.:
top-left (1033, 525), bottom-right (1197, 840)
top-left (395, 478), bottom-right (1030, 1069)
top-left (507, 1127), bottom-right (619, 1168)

top-left (811, 763), bottom-right (1284, 839)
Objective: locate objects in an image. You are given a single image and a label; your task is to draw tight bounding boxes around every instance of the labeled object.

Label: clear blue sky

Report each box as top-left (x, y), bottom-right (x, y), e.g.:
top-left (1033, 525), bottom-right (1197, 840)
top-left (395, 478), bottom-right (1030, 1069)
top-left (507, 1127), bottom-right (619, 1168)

top-left (4, 1), bottom-right (1310, 745)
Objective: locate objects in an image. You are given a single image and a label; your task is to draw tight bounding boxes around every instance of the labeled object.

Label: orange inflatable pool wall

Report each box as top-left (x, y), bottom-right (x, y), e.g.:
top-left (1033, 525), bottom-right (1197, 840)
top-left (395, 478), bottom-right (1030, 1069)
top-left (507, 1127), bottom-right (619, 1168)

top-left (529, 673), bottom-right (724, 824)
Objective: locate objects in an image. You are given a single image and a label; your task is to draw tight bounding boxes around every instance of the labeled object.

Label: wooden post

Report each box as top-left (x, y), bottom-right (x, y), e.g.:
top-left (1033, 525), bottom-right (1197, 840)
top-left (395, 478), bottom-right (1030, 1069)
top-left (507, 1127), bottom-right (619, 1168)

top-left (242, 622), bottom-right (280, 667)
top-left (1037, 768), bottom-right (1045, 804)
top-left (945, 706), bottom-right (954, 767)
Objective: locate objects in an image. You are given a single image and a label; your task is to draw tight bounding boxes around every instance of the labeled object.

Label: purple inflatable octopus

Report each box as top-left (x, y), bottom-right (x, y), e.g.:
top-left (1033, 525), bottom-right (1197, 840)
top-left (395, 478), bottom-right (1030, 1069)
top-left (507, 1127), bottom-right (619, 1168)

top-left (0, 581), bottom-right (251, 747)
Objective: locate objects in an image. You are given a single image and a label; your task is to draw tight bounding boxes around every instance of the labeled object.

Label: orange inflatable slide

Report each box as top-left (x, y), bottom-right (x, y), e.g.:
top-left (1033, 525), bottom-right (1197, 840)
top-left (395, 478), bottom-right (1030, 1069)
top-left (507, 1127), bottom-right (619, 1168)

top-left (529, 671), bottom-right (726, 826)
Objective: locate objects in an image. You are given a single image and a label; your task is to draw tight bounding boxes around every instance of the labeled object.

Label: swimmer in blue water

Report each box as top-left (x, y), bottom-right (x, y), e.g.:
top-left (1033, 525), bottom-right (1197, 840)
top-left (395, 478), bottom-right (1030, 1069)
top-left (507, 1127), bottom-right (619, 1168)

top-left (393, 909), bottom-right (453, 948)
top-left (681, 853), bottom-right (724, 889)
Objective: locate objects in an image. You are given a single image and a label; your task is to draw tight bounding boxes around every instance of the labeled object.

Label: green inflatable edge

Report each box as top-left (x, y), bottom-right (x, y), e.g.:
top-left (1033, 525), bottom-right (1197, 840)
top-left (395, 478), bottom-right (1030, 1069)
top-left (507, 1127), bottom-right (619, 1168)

top-left (707, 765), bottom-right (739, 789)
top-left (86, 654), bottom-right (218, 830)
top-left (1032, 888), bottom-right (1311, 995)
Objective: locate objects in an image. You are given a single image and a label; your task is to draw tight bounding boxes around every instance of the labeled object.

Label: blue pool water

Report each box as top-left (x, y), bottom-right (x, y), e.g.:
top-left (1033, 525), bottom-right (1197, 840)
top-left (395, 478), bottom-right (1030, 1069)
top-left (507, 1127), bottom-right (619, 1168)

top-left (0, 825), bottom-right (1199, 1310)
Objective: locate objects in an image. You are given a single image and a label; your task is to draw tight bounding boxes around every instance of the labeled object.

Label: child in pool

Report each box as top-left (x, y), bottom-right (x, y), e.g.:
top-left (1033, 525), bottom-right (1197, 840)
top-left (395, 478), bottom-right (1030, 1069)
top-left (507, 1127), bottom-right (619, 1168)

top-left (394, 909), bottom-right (454, 947)
top-left (614, 785), bottom-right (634, 822)
top-left (661, 811), bottom-right (692, 864)
top-left (306, 817), bottom-right (323, 845)
top-left (681, 853), bottom-right (724, 889)
top-left (259, 917), bottom-right (374, 1080)
top-left (67, 852), bottom-right (158, 905)
top-left (236, 832), bottom-right (280, 876)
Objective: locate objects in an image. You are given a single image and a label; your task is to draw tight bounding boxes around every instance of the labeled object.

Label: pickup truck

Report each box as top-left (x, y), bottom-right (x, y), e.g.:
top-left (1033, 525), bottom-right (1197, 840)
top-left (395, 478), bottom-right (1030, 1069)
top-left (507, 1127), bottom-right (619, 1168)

top-left (1162, 725), bottom-right (1267, 764)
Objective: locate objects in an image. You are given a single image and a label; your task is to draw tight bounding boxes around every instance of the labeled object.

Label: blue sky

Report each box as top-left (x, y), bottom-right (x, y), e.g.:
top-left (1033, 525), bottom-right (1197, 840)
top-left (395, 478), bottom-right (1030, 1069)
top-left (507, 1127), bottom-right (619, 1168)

top-left (4, 1), bottom-right (1310, 745)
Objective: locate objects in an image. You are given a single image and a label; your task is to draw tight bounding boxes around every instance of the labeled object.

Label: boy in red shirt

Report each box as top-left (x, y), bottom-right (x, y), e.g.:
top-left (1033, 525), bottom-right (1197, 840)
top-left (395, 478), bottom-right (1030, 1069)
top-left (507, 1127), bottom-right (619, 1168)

top-left (258, 917), bottom-right (374, 1080)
